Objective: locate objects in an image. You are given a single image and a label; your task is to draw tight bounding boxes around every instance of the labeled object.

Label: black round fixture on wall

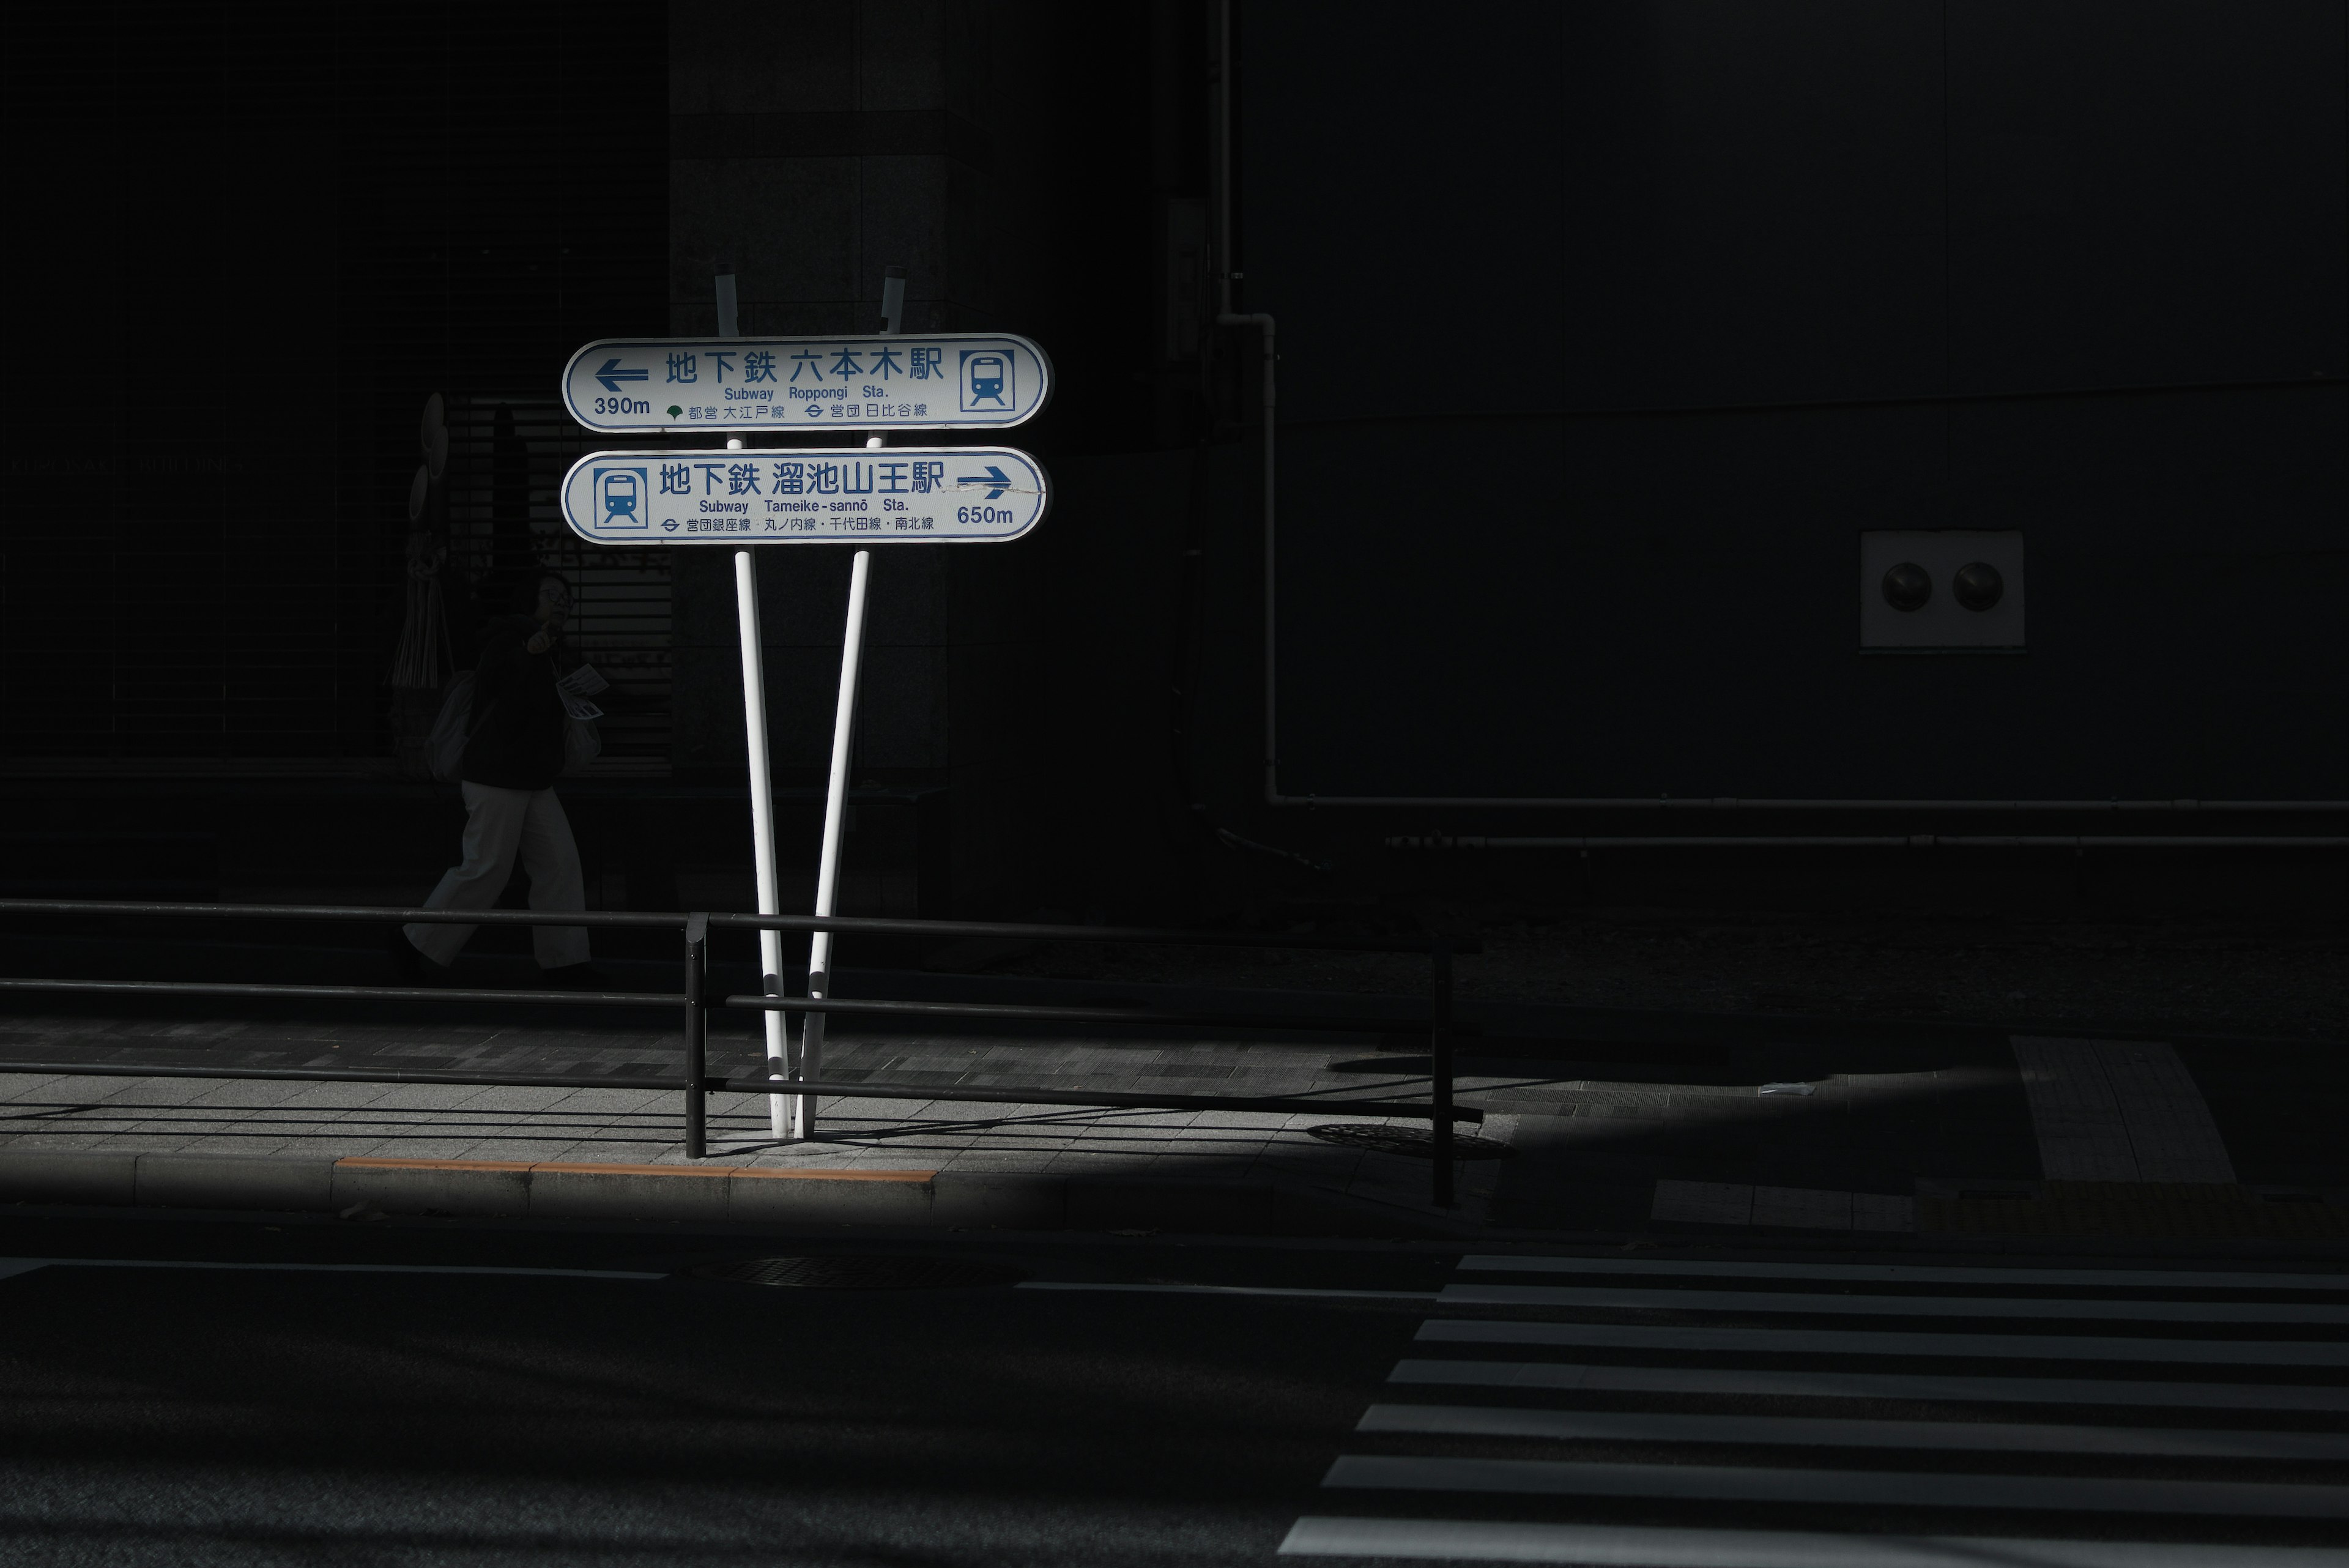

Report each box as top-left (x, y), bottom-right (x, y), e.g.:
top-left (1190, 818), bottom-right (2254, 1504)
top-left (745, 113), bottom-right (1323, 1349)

top-left (1881, 562), bottom-right (1932, 612)
top-left (1953, 561), bottom-right (2004, 611)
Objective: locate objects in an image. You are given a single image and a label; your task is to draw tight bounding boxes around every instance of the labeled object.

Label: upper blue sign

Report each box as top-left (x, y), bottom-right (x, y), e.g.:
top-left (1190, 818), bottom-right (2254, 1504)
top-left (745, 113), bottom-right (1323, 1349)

top-left (560, 333), bottom-right (1052, 434)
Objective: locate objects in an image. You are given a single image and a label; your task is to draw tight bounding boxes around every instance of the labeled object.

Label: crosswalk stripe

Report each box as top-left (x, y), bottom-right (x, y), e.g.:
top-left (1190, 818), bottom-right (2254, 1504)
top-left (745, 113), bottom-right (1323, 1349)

top-left (1320, 1454), bottom-right (2349, 1517)
top-left (1278, 1517), bottom-right (2349, 1566)
top-left (1439, 1282), bottom-right (2349, 1323)
top-left (1390, 1357), bottom-right (2349, 1410)
top-left (1419, 1317), bottom-right (2349, 1365)
top-left (1357, 1402), bottom-right (2349, 1458)
top-left (1292, 1255), bottom-right (2349, 1564)
top-left (1458, 1254), bottom-right (2349, 1292)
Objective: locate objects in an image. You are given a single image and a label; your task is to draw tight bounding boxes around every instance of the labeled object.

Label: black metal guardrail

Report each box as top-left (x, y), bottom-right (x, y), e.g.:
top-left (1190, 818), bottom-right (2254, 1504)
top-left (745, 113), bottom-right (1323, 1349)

top-left (0, 900), bottom-right (1482, 1206)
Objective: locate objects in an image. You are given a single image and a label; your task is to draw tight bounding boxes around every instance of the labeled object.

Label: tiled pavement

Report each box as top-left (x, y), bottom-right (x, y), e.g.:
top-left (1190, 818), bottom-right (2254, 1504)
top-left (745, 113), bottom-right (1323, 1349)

top-left (0, 1020), bottom-right (1526, 1219)
top-left (0, 1009), bottom-right (1990, 1225)
top-left (5, 995), bottom-right (2343, 1239)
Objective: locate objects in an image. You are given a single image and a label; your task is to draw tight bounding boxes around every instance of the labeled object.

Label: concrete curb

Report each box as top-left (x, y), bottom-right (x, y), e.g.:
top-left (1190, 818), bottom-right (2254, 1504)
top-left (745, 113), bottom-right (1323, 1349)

top-left (0, 1151), bottom-right (1474, 1238)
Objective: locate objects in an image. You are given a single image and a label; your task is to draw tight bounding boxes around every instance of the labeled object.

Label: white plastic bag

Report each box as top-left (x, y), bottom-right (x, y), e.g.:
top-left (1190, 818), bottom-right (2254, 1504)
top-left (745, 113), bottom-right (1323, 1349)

top-left (561, 714), bottom-right (603, 775)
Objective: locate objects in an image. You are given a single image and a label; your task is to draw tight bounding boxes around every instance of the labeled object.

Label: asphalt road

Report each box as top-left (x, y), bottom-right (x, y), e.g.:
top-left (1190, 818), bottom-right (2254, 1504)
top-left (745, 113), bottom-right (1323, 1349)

top-left (1, 1209), bottom-right (2344, 1567)
top-left (0, 1211), bottom-right (1442, 1566)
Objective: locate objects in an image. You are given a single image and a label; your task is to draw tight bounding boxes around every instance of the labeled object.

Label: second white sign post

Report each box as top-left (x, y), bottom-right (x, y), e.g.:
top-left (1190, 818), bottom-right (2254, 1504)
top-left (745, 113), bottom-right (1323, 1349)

top-left (562, 283), bottom-right (1052, 1144)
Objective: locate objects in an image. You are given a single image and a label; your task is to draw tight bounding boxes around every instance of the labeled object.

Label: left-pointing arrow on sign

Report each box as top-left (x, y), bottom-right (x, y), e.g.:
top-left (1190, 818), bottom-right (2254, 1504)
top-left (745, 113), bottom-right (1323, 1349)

top-left (956, 465), bottom-right (1011, 500)
top-left (595, 359), bottom-right (650, 392)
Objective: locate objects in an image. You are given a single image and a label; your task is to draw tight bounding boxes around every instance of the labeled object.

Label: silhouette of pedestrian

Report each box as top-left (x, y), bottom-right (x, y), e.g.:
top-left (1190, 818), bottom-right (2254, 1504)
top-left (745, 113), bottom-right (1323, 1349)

top-left (390, 573), bottom-right (598, 987)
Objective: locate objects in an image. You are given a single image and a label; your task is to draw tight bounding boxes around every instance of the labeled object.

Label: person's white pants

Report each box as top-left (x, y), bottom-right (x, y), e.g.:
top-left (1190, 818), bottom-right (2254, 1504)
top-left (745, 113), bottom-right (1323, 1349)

top-left (403, 782), bottom-right (590, 969)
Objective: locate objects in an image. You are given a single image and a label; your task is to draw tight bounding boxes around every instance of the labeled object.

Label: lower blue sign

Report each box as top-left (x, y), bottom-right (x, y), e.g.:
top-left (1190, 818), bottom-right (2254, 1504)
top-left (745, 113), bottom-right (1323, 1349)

top-left (560, 447), bottom-right (1049, 545)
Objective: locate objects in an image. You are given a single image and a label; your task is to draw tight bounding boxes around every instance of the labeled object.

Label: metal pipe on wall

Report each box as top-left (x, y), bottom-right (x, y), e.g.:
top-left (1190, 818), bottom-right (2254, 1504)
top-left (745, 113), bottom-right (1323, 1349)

top-left (1225, 310), bottom-right (1275, 801)
top-left (1215, 0), bottom-right (1281, 810)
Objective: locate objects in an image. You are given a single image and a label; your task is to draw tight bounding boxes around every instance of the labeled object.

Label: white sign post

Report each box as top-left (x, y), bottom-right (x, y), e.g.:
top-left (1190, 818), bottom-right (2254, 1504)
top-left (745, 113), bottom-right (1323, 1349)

top-left (562, 275), bottom-right (1049, 1146)
top-left (729, 537), bottom-right (791, 1135)
top-left (712, 269), bottom-right (790, 1140)
top-left (795, 542), bottom-right (868, 1139)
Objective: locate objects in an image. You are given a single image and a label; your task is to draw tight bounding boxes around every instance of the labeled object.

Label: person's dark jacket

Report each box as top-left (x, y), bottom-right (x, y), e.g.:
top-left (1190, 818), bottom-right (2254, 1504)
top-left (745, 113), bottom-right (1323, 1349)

top-left (460, 615), bottom-right (566, 789)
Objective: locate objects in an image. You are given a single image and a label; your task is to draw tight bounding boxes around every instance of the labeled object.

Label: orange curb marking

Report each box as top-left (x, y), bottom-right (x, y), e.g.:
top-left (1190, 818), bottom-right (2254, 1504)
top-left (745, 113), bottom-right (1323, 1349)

top-left (335, 1156), bottom-right (935, 1183)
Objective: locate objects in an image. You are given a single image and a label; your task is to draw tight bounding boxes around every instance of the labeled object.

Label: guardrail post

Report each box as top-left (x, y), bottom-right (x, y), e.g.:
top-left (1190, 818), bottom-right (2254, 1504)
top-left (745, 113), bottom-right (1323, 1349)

top-left (684, 912), bottom-right (708, 1158)
top-left (1430, 940), bottom-right (1455, 1208)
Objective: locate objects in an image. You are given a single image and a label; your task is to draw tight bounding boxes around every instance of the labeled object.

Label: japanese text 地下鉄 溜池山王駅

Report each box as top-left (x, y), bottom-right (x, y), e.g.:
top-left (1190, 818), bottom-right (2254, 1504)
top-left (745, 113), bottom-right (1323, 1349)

top-left (560, 447), bottom-right (1050, 546)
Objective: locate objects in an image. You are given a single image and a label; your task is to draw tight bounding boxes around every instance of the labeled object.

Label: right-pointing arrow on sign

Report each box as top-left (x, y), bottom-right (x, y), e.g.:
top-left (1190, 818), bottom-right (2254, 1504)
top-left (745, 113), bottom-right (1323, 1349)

top-left (956, 466), bottom-right (1011, 500)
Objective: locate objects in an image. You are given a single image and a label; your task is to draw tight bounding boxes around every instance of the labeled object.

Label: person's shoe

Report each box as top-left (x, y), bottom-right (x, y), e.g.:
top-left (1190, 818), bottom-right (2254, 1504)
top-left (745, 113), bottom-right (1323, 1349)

top-left (541, 962), bottom-right (607, 991)
top-left (386, 927), bottom-right (457, 987)
top-left (385, 926), bottom-right (428, 986)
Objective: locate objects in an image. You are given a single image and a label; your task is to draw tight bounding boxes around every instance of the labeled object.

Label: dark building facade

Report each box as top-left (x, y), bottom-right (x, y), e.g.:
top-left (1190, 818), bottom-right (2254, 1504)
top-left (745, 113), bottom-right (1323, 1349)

top-left (1, 2), bottom-right (2341, 921)
top-left (1246, 3), bottom-right (2347, 806)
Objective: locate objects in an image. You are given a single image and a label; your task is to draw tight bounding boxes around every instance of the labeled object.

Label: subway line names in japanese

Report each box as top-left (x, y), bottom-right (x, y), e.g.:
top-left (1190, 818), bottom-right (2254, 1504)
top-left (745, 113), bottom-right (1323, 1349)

top-left (560, 333), bottom-right (1052, 433)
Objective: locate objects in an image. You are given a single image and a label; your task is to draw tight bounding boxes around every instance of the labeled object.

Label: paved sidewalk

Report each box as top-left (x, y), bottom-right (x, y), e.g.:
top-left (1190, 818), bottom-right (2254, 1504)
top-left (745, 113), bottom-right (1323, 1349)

top-left (9, 981), bottom-right (2347, 1247)
top-left (0, 1026), bottom-right (1516, 1232)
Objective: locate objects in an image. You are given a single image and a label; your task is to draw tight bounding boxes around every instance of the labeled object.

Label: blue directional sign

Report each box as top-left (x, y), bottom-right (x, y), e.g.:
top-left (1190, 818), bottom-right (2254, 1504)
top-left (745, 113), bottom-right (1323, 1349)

top-left (560, 447), bottom-right (1050, 546)
top-left (560, 333), bottom-right (1053, 434)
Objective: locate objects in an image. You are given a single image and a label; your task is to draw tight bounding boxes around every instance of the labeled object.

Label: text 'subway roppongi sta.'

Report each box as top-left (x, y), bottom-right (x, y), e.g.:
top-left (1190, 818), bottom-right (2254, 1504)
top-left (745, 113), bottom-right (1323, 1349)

top-left (558, 331), bottom-right (1051, 435)
top-left (557, 272), bottom-right (1055, 1144)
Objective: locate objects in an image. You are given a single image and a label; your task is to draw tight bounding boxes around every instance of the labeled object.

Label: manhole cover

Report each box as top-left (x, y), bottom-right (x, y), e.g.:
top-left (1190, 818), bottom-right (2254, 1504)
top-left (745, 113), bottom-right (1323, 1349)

top-left (693, 1255), bottom-right (1026, 1290)
top-left (1306, 1124), bottom-right (1512, 1160)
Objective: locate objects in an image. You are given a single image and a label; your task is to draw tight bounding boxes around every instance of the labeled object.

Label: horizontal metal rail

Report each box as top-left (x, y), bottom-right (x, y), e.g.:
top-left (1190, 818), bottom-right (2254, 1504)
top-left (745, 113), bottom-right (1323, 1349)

top-left (0, 978), bottom-right (1442, 1039)
top-left (0, 899), bottom-right (1473, 955)
top-left (1390, 834), bottom-right (2349, 850)
top-left (705, 910), bottom-right (1472, 954)
top-left (0, 978), bottom-right (680, 1009)
top-left (1323, 797), bottom-right (2349, 812)
top-left (0, 1060), bottom-right (1475, 1123)
top-left (0, 896), bottom-right (1472, 1207)
top-left (0, 1061), bottom-right (685, 1092)
top-left (702, 1075), bottom-right (1480, 1121)
top-left (0, 900), bottom-right (686, 929)
top-left (721, 992), bottom-right (1439, 1035)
